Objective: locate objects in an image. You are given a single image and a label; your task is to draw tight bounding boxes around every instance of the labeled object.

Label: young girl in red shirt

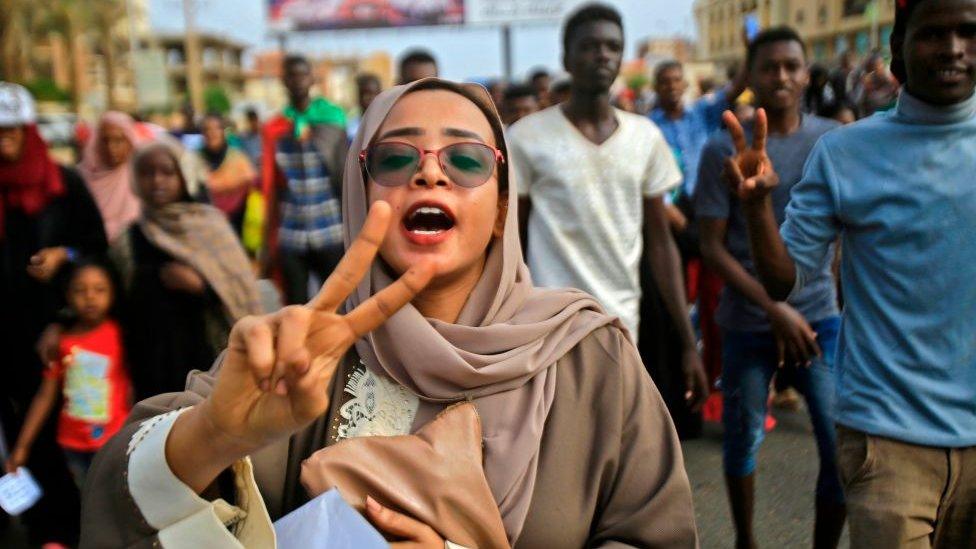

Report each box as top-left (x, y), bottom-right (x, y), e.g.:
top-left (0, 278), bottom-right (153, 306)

top-left (6, 260), bottom-right (132, 488)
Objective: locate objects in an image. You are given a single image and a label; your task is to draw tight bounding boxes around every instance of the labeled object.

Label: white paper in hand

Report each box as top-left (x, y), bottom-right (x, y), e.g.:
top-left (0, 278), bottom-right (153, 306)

top-left (274, 488), bottom-right (387, 549)
top-left (0, 467), bottom-right (43, 515)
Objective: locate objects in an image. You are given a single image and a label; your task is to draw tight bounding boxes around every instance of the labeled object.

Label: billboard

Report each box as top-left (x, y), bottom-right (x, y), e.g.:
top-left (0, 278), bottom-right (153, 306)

top-left (267, 0), bottom-right (571, 31)
top-left (465, 0), bottom-right (572, 24)
top-left (132, 49), bottom-right (171, 110)
top-left (268, 0), bottom-right (465, 31)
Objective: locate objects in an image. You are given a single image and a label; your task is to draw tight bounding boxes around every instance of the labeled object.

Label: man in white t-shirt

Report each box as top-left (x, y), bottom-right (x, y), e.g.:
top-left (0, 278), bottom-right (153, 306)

top-left (509, 3), bottom-right (708, 411)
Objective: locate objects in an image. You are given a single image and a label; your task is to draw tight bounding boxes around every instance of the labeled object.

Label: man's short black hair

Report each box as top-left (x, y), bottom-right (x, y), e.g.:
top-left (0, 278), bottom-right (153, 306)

top-left (818, 98), bottom-right (858, 119)
top-left (399, 49), bottom-right (438, 72)
top-left (562, 3), bottom-right (624, 54)
top-left (529, 69), bottom-right (550, 83)
top-left (503, 84), bottom-right (538, 102)
top-left (552, 79), bottom-right (572, 94)
top-left (356, 72), bottom-right (381, 89)
top-left (283, 54), bottom-right (310, 72)
top-left (746, 26), bottom-right (807, 69)
top-left (890, 0), bottom-right (926, 82)
top-left (244, 108), bottom-right (259, 120)
top-left (654, 60), bottom-right (684, 83)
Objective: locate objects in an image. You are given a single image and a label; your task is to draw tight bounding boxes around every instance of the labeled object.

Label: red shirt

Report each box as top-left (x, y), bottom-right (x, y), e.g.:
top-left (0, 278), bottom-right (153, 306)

top-left (43, 319), bottom-right (132, 452)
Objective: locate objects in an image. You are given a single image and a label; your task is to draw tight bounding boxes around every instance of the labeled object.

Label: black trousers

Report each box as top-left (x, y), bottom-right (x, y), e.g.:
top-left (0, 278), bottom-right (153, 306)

top-left (638, 251), bottom-right (704, 440)
top-left (278, 244), bottom-right (343, 305)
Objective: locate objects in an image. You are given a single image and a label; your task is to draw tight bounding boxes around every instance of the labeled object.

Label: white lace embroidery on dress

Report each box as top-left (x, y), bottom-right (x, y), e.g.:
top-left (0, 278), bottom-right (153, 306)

top-left (336, 361), bottom-right (419, 441)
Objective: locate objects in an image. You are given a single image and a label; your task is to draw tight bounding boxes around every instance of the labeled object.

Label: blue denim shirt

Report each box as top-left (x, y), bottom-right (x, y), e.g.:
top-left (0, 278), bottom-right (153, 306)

top-left (650, 89), bottom-right (728, 197)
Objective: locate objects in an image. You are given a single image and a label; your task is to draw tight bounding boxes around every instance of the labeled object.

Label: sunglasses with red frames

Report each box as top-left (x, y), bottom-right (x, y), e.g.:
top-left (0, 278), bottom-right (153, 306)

top-left (360, 141), bottom-right (505, 188)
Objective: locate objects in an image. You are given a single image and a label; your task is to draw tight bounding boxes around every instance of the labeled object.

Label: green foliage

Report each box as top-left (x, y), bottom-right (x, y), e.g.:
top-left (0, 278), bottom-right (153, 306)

top-left (627, 73), bottom-right (650, 92)
top-left (25, 77), bottom-right (72, 102)
top-left (203, 84), bottom-right (232, 115)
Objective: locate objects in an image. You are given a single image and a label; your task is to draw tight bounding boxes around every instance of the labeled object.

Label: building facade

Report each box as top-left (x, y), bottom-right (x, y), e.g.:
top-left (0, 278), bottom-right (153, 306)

top-left (144, 33), bottom-right (247, 109)
top-left (694, 0), bottom-right (895, 66)
top-left (244, 50), bottom-right (393, 114)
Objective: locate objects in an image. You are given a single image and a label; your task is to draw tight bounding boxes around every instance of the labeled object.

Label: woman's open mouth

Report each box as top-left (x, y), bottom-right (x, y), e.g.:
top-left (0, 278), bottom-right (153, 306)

top-left (401, 202), bottom-right (456, 245)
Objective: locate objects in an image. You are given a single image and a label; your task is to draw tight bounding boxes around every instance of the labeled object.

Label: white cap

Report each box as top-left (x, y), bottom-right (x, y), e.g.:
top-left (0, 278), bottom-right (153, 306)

top-left (0, 82), bottom-right (37, 127)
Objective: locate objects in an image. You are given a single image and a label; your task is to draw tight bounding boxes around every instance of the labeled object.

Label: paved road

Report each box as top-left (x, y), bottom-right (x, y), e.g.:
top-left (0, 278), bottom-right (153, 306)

top-left (2, 406), bottom-right (844, 548)
top-left (685, 405), bottom-right (850, 549)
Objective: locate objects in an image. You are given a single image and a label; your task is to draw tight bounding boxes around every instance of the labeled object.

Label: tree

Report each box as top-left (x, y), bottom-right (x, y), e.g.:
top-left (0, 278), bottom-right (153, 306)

top-left (204, 84), bottom-right (232, 115)
top-left (0, 0), bottom-right (46, 83)
top-left (34, 0), bottom-right (90, 114)
top-left (5, 0), bottom-right (128, 112)
top-left (89, 0), bottom-right (128, 110)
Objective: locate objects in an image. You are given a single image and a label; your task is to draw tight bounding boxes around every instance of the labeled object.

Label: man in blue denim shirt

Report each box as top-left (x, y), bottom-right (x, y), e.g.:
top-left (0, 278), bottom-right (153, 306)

top-left (734, 1), bottom-right (976, 546)
top-left (650, 61), bottom-right (745, 199)
top-left (696, 28), bottom-right (846, 549)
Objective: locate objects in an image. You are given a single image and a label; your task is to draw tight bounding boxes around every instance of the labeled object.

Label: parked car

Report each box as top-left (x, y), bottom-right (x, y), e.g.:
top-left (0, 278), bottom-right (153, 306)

top-left (37, 112), bottom-right (78, 147)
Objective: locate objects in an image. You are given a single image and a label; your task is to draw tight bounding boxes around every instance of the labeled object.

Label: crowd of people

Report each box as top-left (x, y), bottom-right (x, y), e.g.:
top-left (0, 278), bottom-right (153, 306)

top-left (0, 0), bottom-right (973, 547)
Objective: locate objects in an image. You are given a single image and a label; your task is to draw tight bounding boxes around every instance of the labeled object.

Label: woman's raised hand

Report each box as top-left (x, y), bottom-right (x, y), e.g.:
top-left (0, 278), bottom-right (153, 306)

top-left (722, 108), bottom-right (780, 204)
top-left (201, 201), bottom-right (435, 456)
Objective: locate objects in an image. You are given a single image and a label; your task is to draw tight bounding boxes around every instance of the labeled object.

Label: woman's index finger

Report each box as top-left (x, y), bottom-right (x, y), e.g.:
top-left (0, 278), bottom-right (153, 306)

top-left (722, 110), bottom-right (748, 154)
top-left (309, 201), bottom-right (392, 312)
top-left (753, 108), bottom-right (768, 152)
top-left (343, 261), bottom-right (436, 338)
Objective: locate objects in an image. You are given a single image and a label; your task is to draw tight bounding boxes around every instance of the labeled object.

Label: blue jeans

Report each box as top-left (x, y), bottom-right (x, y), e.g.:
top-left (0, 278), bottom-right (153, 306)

top-left (722, 316), bottom-right (844, 504)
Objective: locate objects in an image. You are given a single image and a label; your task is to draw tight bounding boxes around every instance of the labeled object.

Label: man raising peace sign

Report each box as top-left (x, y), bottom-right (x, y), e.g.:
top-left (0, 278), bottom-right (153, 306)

top-left (733, 1), bottom-right (976, 547)
top-left (694, 27), bottom-right (846, 549)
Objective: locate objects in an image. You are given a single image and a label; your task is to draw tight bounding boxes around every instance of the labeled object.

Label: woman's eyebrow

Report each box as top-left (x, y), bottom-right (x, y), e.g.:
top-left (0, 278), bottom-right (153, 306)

top-left (376, 127), bottom-right (424, 141)
top-left (443, 128), bottom-right (486, 143)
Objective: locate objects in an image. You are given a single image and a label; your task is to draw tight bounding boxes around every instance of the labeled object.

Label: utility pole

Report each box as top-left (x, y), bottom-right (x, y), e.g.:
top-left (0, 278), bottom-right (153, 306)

top-left (500, 24), bottom-right (513, 82)
top-left (125, 0), bottom-right (139, 109)
top-left (125, 0), bottom-right (139, 58)
top-left (867, 0), bottom-right (880, 50)
top-left (183, 0), bottom-right (205, 116)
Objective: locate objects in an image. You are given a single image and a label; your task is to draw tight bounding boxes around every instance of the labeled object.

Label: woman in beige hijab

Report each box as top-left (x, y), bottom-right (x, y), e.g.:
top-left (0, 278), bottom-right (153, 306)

top-left (81, 79), bottom-right (697, 548)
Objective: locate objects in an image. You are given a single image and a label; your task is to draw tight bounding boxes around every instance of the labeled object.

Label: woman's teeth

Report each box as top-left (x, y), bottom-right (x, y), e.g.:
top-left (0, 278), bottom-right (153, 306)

top-left (412, 206), bottom-right (446, 217)
top-left (405, 206), bottom-right (454, 233)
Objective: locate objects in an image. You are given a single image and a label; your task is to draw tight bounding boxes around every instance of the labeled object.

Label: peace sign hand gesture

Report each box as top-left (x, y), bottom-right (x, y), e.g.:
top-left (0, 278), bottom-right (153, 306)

top-left (209, 200), bottom-right (434, 448)
top-left (722, 108), bottom-right (780, 204)
top-left (169, 202), bottom-right (435, 493)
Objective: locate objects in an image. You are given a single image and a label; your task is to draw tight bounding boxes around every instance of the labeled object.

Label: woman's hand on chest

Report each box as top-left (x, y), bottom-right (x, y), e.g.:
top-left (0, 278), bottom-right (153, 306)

top-left (365, 496), bottom-right (446, 548)
top-left (159, 261), bottom-right (206, 294)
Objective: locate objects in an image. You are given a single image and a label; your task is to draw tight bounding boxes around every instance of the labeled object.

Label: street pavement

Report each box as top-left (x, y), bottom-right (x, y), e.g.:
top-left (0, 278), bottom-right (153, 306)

top-left (685, 404), bottom-right (850, 549)
top-left (2, 404), bottom-right (844, 548)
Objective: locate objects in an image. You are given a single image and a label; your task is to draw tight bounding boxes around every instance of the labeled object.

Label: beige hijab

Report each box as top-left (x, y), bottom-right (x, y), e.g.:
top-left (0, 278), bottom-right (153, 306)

top-left (132, 142), bottom-right (263, 322)
top-left (343, 78), bottom-right (623, 542)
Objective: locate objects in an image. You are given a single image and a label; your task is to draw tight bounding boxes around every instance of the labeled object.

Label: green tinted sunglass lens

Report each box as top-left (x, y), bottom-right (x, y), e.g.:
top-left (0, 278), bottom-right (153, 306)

top-left (449, 153), bottom-right (485, 173)
top-left (446, 144), bottom-right (491, 177)
top-left (374, 149), bottom-right (417, 173)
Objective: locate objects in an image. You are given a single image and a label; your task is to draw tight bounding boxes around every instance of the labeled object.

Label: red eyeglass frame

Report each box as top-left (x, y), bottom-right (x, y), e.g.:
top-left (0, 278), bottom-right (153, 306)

top-left (359, 141), bottom-right (506, 187)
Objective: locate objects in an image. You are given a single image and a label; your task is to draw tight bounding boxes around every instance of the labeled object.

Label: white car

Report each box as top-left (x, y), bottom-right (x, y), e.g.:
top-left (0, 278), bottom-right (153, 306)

top-left (37, 113), bottom-right (78, 146)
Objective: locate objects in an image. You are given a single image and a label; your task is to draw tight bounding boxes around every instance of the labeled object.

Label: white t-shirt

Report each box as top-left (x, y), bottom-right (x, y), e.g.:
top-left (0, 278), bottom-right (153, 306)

top-left (508, 106), bottom-right (681, 337)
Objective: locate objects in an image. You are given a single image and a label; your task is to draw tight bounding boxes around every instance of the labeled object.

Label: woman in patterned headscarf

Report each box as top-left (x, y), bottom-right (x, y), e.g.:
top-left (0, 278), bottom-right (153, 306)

top-left (82, 79), bottom-right (697, 548)
top-left (111, 141), bottom-right (262, 401)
